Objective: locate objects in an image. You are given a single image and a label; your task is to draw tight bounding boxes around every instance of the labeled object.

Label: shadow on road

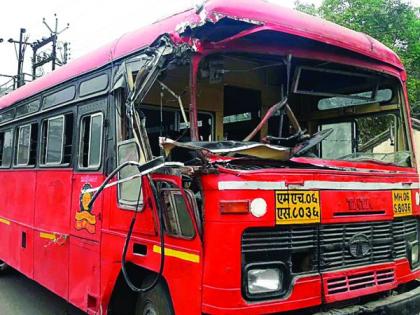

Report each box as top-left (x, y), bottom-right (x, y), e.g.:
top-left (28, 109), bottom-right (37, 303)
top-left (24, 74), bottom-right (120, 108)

top-left (0, 269), bottom-right (86, 315)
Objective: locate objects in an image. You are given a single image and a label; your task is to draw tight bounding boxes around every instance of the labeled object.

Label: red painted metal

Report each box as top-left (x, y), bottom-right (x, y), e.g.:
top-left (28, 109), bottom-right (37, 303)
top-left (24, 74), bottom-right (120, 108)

top-left (0, 1), bottom-right (419, 315)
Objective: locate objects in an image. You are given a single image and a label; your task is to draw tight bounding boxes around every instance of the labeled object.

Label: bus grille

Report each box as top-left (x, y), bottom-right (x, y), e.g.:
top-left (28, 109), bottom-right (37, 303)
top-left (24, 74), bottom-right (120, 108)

top-left (320, 218), bottom-right (418, 271)
top-left (241, 217), bottom-right (418, 272)
top-left (325, 268), bottom-right (395, 296)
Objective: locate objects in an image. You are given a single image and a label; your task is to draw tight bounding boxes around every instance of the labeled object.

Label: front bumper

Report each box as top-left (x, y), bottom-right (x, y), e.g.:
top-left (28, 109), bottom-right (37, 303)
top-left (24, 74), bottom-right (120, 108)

top-left (315, 281), bottom-right (420, 315)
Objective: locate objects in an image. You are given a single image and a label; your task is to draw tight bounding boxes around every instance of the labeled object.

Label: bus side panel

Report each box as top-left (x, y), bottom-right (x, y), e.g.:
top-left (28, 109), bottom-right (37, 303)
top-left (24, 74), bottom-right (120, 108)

top-left (14, 225), bottom-right (34, 278)
top-left (7, 171), bottom-right (36, 224)
top-left (69, 173), bottom-right (104, 312)
top-left (0, 170), bottom-right (13, 266)
top-left (33, 170), bottom-right (73, 300)
top-left (0, 220), bottom-right (12, 264)
top-left (34, 170), bottom-right (73, 232)
top-left (0, 170), bottom-right (36, 276)
top-left (69, 237), bottom-right (100, 314)
top-left (33, 234), bottom-right (69, 298)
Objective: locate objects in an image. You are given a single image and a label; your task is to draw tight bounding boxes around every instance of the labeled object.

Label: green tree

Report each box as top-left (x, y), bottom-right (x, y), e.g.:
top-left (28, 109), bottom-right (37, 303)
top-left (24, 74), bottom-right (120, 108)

top-left (294, 0), bottom-right (420, 118)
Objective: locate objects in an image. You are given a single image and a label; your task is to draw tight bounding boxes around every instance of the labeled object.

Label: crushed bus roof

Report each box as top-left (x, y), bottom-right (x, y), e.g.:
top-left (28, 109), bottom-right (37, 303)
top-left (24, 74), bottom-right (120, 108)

top-left (0, 0), bottom-right (404, 110)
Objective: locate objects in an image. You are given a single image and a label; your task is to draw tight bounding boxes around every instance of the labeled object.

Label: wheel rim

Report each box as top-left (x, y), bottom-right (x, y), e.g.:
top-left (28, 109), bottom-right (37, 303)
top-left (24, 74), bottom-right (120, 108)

top-left (0, 260), bottom-right (5, 269)
top-left (143, 301), bottom-right (158, 315)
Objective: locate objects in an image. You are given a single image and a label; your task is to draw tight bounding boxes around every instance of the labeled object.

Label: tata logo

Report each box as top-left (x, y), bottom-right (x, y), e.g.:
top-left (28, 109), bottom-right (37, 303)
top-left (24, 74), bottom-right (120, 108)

top-left (348, 234), bottom-right (371, 258)
top-left (346, 197), bottom-right (371, 211)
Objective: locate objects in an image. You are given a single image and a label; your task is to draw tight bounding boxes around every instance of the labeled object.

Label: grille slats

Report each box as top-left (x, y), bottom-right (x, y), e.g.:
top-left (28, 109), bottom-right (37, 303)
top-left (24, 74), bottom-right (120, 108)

top-left (319, 218), bottom-right (418, 270)
top-left (242, 218), bottom-right (418, 273)
top-left (326, 269), bottom-right (395, 296)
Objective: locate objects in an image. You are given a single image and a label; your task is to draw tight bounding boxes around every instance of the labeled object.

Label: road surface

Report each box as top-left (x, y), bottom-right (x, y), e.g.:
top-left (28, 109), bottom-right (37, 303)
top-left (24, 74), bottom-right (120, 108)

top-left (0, 269), bottom-right (86, 315)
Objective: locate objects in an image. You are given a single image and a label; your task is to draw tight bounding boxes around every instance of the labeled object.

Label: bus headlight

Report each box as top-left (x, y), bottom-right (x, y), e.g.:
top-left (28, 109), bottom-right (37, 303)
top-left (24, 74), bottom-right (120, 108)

top-left (247, 268), bottom-right (282, 294)
top-left (410, 241), bottom-right (419, 266)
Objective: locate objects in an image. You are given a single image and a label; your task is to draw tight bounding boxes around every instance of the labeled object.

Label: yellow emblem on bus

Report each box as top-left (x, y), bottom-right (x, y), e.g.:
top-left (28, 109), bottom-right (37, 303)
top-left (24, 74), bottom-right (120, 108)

top-left (275, 190), bottom-right (321, 225)
top-left (75, 183), bottom-right (97, 234)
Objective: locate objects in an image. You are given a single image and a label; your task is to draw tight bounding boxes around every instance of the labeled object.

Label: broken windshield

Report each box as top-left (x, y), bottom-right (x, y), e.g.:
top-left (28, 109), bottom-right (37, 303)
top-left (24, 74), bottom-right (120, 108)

top-left (115, 40), bottom-right (413, 169)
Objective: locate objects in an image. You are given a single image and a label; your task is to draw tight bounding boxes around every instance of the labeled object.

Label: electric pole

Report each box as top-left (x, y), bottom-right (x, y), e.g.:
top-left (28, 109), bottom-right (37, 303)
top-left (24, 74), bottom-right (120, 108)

top-left (32, 14), bottom-right (69, 80)
top-left (8, 28), bottom-right (29, 88)
top-left (0, 14), bottom-right (70, 94)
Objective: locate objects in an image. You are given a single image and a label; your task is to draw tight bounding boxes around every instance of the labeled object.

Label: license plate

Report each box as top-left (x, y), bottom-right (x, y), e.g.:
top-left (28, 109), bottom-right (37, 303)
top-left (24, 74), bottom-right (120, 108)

top-left (392, 190), bottom-right (412, 217)
top-left (275, 190), bottom-right (321, 225)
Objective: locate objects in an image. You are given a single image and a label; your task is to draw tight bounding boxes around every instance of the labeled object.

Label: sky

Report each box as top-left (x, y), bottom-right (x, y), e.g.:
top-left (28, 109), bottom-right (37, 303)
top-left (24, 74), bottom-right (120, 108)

top-left (0, 0), bottom-right (417, 87)
top-left (0, 0), bottom-right (322, 86)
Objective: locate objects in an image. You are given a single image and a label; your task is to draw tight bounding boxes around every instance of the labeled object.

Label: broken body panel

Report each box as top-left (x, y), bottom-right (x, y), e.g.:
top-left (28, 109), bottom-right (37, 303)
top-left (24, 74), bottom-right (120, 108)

top-left (0, 1), bottom-right (419, 315)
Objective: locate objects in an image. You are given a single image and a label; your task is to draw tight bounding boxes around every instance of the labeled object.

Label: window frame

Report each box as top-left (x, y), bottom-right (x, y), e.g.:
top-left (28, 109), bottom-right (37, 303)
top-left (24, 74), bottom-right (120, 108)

top-left (16, 98), bottom-right (41, 118)
top-left (0, 128), bottom-right (14, 168)
top-left (15, 124), bottom-right (32, 167)
top-left (78, 112), bottom-right (104, 170)
top-left (42, 85), bottom-right (76, 110)
top-left (40, 114), bottom-right (66, 166)
top-left (159, 187), bottom-right (196, 240)
top-left (79, 73), bottom-right (109, 98)
top-left (0, 108), bottom-right (15, 124)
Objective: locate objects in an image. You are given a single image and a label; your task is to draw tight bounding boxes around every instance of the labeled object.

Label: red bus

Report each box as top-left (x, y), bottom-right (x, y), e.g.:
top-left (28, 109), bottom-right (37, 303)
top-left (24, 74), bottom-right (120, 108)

top-left (0, 1), bottom-right (419, 314)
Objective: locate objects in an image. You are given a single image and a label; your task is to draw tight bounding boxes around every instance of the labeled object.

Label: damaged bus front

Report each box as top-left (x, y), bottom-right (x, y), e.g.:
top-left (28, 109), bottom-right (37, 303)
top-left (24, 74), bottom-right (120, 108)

top-left (94, 2), bottom-right (420, 314)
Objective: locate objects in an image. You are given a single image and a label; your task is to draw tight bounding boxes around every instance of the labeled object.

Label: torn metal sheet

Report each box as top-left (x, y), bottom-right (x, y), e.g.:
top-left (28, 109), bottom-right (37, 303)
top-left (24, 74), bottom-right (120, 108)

top-left (160, 138), bottom-right (292, 161)
top-left (177, 12), bottom-right (263, 43)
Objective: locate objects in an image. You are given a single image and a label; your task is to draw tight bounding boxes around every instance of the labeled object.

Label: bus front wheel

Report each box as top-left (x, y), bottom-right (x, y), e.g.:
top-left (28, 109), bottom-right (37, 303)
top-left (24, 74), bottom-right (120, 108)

top-left (135, 281), bottom-right (174, 315)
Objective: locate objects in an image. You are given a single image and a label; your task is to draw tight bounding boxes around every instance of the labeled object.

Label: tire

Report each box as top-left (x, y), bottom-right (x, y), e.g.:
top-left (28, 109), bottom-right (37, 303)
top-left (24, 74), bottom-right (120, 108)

top-left (0, 260), bottom-right (8, 273)
top-left (135, 281), bottom-right (174, 315)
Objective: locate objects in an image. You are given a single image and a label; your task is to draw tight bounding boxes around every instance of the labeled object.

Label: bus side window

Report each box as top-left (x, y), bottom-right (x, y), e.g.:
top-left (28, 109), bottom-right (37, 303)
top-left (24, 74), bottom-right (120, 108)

top-left (0, 129), bottom-right (13, 168)
top-left (15, 123), bottom-right (38, 167)
top-left (40, 114), bottom-right (74, 166)
top-left (160, 187), bottom-right (195, 239)
top-left (79, 113), bottom-right (103, 169)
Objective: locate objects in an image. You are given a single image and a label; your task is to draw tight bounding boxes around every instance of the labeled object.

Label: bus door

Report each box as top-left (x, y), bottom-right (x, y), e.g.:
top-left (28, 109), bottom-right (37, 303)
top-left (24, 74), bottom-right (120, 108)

top-left (153, 175), bottom-right (203, 313)
top-left (68, 97), bottom-right (108, 313)
top-left (113, 142), bottom-right (204, 313)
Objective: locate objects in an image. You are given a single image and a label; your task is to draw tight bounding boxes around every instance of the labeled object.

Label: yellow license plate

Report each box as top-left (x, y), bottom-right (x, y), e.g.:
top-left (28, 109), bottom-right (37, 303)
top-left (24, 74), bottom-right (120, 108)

top-left (275, 190), bottom-right (321, 224)
top-left (392, 190), bottom-right (412, 217)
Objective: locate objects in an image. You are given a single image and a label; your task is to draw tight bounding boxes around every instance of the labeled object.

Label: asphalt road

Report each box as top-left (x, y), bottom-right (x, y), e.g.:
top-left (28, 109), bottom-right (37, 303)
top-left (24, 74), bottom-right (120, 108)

top-left (0, 269), bottom-right (86, 315)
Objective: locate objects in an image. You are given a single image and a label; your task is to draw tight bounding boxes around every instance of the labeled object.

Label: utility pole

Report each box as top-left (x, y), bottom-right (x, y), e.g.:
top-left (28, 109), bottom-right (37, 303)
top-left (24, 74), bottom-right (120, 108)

top-left (0, 14), bottom-right (70, 93)
top-left (32, 14), bottom-right (69, 79)
top-left (8, 28), bottom-right (29, 88)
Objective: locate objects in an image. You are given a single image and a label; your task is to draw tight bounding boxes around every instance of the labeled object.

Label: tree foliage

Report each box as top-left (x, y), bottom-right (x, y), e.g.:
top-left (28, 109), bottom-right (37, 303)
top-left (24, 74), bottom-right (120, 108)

top-left (294, 0), bottom-right (420, 117)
